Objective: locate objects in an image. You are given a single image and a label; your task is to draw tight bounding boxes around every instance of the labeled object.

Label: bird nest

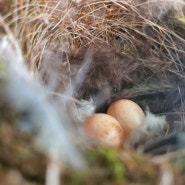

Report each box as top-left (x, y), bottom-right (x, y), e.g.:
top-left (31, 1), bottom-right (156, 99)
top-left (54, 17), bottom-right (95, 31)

top-left (1, 0), bottom-right (185, 185)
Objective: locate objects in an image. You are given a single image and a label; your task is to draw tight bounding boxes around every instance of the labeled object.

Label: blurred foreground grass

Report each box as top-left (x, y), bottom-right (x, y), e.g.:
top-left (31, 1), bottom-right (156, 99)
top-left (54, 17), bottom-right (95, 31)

top-left (0, 122), bottom-right (184, 185)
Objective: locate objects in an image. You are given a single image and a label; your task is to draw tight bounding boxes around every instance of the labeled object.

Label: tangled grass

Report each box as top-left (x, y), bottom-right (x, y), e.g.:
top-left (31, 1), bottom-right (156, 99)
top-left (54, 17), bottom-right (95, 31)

top-left (1, 0), bottom-right (184, 69)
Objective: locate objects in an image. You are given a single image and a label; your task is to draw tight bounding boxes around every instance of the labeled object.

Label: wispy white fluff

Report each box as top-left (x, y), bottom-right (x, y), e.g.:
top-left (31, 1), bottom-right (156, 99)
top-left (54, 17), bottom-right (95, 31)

top-left (0, 37), bottom-right (85, 185)
top-left (137, 0), bottom-right (185, 20)
top-left (142, 110), bottom-right (167, 135)
top-left (74, 98), bottom-right (96, 123)
top-left (128, 109), bottom-right (167, 146)
top-left (72, 0), bottom-right (82, 3)
top-left (159, 165), bottom-right (174, 185)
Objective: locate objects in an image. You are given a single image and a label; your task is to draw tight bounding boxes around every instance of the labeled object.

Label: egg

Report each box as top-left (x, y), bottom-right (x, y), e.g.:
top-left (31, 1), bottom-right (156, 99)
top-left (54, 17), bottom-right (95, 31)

top-left (82, 113), bottom-right (124, 148)
top-left (107, 99), bottom-right (145, 138)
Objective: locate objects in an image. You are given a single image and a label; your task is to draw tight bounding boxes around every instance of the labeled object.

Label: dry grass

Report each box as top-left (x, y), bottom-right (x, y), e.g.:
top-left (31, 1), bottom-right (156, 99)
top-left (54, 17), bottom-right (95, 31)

top-left (1, 0), bottom-right (185, 69)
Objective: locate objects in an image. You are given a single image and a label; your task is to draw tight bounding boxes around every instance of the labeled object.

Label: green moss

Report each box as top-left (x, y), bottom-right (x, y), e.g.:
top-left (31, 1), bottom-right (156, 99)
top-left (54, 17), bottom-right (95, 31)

top-left (177, 17), bottom-right (185, 24)
top-left (99, 148), bottom-right (126, 180)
